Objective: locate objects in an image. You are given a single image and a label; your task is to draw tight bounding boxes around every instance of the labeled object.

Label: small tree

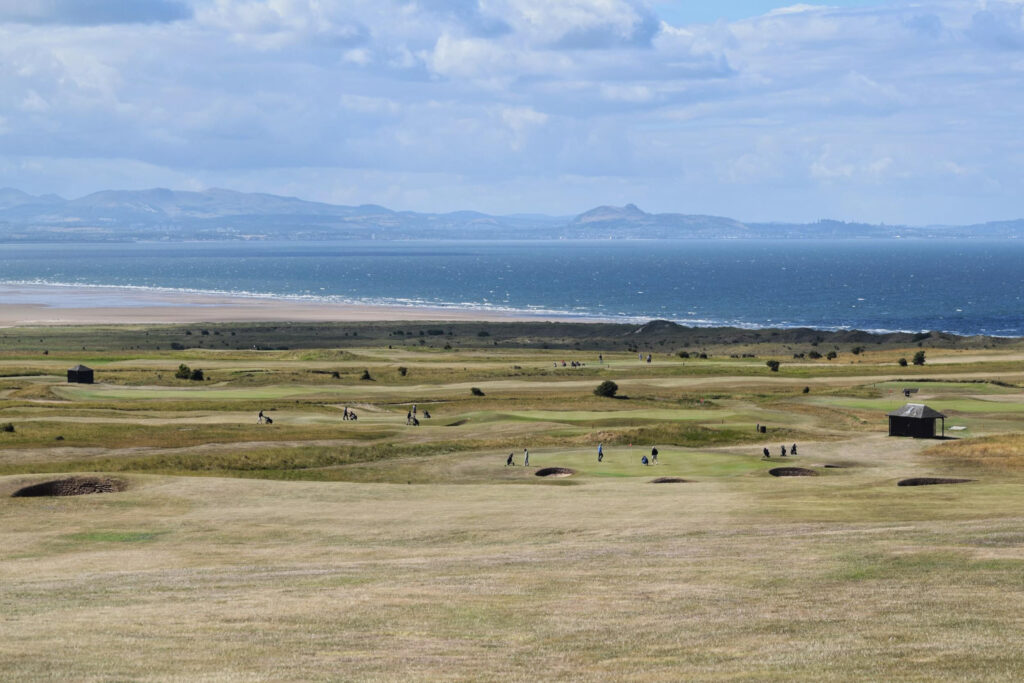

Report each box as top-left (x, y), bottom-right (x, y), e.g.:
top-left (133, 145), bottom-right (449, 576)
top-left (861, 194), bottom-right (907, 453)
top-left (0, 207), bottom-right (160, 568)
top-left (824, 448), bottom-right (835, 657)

top-left (190, 368), bottom-right (204, 381)
top-left (175, 363), bottom-right (191, 379)
top-left (677, 350), bottom-right (690, 359)
top-left (360, 369), bottom-right (373, 380)
top-left (913, 350), bottom-right (926, 366)
top-left (808, 351), bottom-right (822, 359)
top-left (766, 360), bottom-right (781, 372)
top-left (898, 357), bottom-right (908, 367)
top-left (471, 387), bottom-right (485, 396)
top-left (826, 351), bottom-right (837, 360)
top-left (594, 380), bottom-right (619, 398)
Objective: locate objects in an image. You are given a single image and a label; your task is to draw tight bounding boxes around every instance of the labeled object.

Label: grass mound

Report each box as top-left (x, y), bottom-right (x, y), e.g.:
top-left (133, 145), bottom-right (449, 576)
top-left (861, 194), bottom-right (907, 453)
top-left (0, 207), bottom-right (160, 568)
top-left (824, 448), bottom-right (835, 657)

top-left (12, 476), bottom-right (127, 497)
top-left (768, 467), bottom-right (818, 477)
top-left (898, 477), bottom-right (974, 487)
top-left (649, 477), bottom-right (691, 484)
top-left (535, 467), bottom-right (576, 478)
top-left (924, 434), bottom-right (1024, 470)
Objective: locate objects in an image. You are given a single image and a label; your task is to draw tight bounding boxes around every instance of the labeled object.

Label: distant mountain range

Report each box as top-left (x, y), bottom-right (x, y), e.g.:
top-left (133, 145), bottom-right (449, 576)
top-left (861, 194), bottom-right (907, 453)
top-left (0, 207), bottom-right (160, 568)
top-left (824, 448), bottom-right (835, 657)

top-left (0, 187), bottom-right (1021, 242)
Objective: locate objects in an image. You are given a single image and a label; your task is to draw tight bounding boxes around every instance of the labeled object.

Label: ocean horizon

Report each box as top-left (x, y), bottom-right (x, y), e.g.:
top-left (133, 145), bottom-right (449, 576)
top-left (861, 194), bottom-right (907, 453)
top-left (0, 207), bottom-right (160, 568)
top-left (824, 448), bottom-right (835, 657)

top-left (2, 239), bottom-right (1022, 336)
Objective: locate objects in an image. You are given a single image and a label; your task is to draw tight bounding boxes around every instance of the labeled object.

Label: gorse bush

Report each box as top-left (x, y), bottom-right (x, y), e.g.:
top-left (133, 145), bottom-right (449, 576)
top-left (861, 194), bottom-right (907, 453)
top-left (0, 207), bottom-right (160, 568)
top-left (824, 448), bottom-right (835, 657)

top-left (594, 380), bottom-right (619, 398)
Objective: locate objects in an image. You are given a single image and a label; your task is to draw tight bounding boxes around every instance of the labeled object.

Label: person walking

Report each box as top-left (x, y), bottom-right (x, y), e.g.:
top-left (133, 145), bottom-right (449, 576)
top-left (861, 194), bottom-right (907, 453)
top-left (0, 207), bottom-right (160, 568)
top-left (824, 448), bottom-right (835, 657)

top-left (523, 448), bottom-right (529, 467)
top-left (780, 445), bottom-right (787, 457)
top-left (763, 447), bottom-right (770, 459)
top-left (791, 443), bottom-right (798, 455)
top-left (651, 446), bottom-right (658, 464)
top-left (258, 410), bottom-right (264, 424)
top-left (506, 452), bottom-right (514, 466)
top-left (597, 443), bottom-right (604, 462)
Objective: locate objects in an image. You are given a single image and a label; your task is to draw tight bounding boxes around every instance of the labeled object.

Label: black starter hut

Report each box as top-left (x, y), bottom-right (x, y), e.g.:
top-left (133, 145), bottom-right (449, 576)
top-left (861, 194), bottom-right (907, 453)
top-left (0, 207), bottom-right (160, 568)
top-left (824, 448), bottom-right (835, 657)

top-left (888, 403), bottom-right (945, 438)
top-left (67, 364), bottom-right (94, 384)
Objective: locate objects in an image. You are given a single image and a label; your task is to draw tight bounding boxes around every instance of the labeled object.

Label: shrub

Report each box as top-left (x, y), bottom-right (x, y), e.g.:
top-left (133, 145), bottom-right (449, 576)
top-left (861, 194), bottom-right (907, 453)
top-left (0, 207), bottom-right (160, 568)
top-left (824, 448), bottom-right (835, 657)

top-left (427, 329), bottom-right (445, 336)
top-left (175, 364), bottom-right (192, 379)
top-left (477, 330), bottom-right (490, 337)
top-left (0, 423), bottom-right (14, 433)
top-left (471, 387), bottom-right (485, 396)
top-left (331, 371), bottom-right (341, 379)
top-left (594, 380), bottom-right (619, 398)
top-left (677, 351), bottom-right (690, 359)
top-left (190, 369), bottom-right (204, 381)
top-left (698, 352), bottom-right (708, 359)
top-left (766, 360), bottom-right (781, 372)
top-left (443, 343), bottom-right (452, 350)
top-left (913, 350), bottom-right (926, 366)
top-left (803, 386), bottom-right (810, 393)
top-left (360, 369), bottom-right (373, 381)
top-left (397, 366), bottom-right (408, 377)
top-left (851, 346), bottom-right (865, 355)
top-left (170, 342), bottom-right (186, 350)
top-left (826, 351), bottom-right (837, 360)
top-left (898, 358), bottom-right (908, 367)
top-left (808, 351), bottom-right (822, 359)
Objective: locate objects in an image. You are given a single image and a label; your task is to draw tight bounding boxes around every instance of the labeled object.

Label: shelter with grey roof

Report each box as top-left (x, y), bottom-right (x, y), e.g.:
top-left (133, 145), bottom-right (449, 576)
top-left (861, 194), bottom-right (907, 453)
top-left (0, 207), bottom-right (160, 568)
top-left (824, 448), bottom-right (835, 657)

top-left (67, 364), bottom-right (94, 384)
top-left (888, 403), bottom-right (945, 438)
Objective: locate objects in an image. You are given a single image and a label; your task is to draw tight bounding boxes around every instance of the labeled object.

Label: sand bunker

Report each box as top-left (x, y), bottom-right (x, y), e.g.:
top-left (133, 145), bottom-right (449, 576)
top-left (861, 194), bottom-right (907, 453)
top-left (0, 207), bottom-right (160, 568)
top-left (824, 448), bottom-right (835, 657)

top-left (897, 477), bottom-right (973, 487)
top-left (12, 477), bottom-right (127, 497)
top-left (649, 477), bottom-right (691, 484)
top-left (768, 467), bottom-right (818, 477)
top-left (535, 467), bottom-right (576, 478)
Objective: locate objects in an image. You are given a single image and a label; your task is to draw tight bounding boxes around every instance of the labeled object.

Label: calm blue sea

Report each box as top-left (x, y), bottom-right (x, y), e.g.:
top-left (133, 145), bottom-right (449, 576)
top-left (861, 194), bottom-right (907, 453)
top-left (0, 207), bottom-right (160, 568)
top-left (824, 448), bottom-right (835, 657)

top-left (2, 239), bottom-right (1023, 335)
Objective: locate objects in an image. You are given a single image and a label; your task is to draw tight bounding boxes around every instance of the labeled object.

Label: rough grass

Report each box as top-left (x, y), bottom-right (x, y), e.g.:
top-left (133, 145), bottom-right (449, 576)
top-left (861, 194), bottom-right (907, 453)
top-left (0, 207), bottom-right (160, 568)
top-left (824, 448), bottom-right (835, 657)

top-left (925, 434), bottom-right (1024, 470)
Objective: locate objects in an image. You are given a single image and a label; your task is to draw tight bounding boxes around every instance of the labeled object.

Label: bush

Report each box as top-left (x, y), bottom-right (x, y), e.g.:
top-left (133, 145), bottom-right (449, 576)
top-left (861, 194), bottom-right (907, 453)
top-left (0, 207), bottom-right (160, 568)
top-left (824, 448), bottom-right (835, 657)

top-left (766, 360), bottom-right (781, 372)
top-left (803, 386), bottom-right (810, 393)
top-left (677, 351), bottom-right (690, 359)
top-left (175, 364), bottom-right (192, 379)
top-left (0, 423), bottom-right (14, 433)
top-left (360, 369), bottom-right (373, 381)
top-left (331, 371), bottom-right (341, 379)
top-left (427, 329), bottom-right (445, 336)
top-left (898, 357), bottom-right (908, 367)
top-left (808, 351), bottom-right (822, 359)
top-left (397, 366), bottom-right (408, 377)
top-left (913, 350), bottom-right (926, 366)
top-left (826, 351), bottom-right (837, 360)
top-left (170, 342), bottom-right (186, 350)
top-left (190, 368), bottom-right (204, 381)
top-left (851, 346), bottom-right (865, 355)
top-left (594, 380), bottom-right (619, 398)
top-left (477, 330), bottom-right (490, 337)
top-left (471, 387), bottom-right (485, 396)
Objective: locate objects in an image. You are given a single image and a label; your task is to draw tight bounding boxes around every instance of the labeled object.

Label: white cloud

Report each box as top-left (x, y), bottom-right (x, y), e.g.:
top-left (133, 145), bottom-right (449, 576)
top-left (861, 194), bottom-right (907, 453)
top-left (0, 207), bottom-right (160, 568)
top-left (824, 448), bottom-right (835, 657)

top-left (1, 1), bottom-right (1023, 223)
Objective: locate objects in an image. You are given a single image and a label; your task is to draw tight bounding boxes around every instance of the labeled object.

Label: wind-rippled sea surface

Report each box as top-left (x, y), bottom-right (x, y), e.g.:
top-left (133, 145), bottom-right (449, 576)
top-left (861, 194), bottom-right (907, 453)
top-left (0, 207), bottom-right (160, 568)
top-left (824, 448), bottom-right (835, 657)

top-left (2, 239), bottom-right (1023, 335)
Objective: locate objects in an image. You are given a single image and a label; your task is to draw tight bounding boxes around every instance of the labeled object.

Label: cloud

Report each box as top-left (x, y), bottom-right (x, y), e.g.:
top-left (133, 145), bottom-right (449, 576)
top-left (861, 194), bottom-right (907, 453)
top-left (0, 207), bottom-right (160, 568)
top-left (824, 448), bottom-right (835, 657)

top-left (0, 0), bottom-right (191, 25)
top-left (2, 1), bottom-right (1024, 224)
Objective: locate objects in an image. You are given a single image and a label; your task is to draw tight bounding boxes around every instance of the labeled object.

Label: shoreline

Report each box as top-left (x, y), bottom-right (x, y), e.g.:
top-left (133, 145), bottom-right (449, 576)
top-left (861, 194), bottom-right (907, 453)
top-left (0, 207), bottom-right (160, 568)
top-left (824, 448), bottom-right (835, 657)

top-left (0, 283), bottom-right (593, 326)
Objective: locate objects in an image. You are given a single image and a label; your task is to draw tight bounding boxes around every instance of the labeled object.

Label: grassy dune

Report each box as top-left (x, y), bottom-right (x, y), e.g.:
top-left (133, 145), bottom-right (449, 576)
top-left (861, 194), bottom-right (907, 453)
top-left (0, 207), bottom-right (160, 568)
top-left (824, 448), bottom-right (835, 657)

top-left (2, 322), bottom-right (1024, 680)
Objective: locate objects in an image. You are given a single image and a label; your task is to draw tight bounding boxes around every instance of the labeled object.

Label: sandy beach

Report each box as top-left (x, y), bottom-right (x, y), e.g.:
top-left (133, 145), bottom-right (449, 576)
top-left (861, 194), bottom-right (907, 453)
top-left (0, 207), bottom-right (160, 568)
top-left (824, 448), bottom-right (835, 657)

top-left (0, 284), bottom-right (581, 326)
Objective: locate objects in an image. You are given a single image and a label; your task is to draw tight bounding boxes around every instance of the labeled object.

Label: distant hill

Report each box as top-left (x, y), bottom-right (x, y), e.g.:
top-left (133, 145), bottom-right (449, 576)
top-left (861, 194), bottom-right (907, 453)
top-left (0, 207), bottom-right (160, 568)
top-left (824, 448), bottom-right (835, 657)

top-left (0, 188), bottom-right (1020, 242)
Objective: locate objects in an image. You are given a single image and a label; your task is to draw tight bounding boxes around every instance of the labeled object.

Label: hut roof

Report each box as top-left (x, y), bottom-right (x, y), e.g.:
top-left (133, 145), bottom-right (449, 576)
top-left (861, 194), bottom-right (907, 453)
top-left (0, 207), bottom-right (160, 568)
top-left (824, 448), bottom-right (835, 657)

top-left (887, 403), bottom-right (946, 419)
top-left (68, 364), bottom-right (92, 372)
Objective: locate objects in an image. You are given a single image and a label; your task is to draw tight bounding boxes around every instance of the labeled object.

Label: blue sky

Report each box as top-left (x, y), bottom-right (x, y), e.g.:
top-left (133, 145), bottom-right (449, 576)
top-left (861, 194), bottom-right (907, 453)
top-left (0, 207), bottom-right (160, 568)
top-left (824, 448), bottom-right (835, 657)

top-left (1, 0), bottom-right (1022, 224)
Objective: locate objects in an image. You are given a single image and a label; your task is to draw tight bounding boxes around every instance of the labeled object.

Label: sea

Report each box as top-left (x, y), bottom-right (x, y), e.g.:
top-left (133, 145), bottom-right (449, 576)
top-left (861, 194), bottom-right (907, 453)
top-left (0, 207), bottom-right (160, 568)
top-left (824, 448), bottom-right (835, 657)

top-left (2, 239), bottom-right (1023, 336)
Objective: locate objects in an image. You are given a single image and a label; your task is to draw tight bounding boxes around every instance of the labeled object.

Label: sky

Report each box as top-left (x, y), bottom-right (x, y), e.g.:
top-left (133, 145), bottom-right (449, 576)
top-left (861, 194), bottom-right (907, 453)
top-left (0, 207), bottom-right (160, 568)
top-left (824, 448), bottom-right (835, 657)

top-left (1, 0), bottom-right (1023, 224)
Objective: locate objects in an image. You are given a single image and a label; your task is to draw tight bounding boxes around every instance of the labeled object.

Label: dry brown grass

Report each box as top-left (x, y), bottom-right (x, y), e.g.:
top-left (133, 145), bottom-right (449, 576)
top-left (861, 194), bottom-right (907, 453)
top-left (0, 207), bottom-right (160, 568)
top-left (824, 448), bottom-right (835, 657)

top-left (925, 433), bottom-right (1024, 470)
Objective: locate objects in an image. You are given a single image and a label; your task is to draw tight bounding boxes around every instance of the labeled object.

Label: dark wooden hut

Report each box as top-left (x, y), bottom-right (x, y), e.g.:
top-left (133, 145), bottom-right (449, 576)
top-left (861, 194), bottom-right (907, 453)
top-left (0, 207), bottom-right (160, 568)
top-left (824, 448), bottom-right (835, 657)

top-left (887, 403), bottom-right (945, 438)
top-left (67, 364), bottom-right (94, 384)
